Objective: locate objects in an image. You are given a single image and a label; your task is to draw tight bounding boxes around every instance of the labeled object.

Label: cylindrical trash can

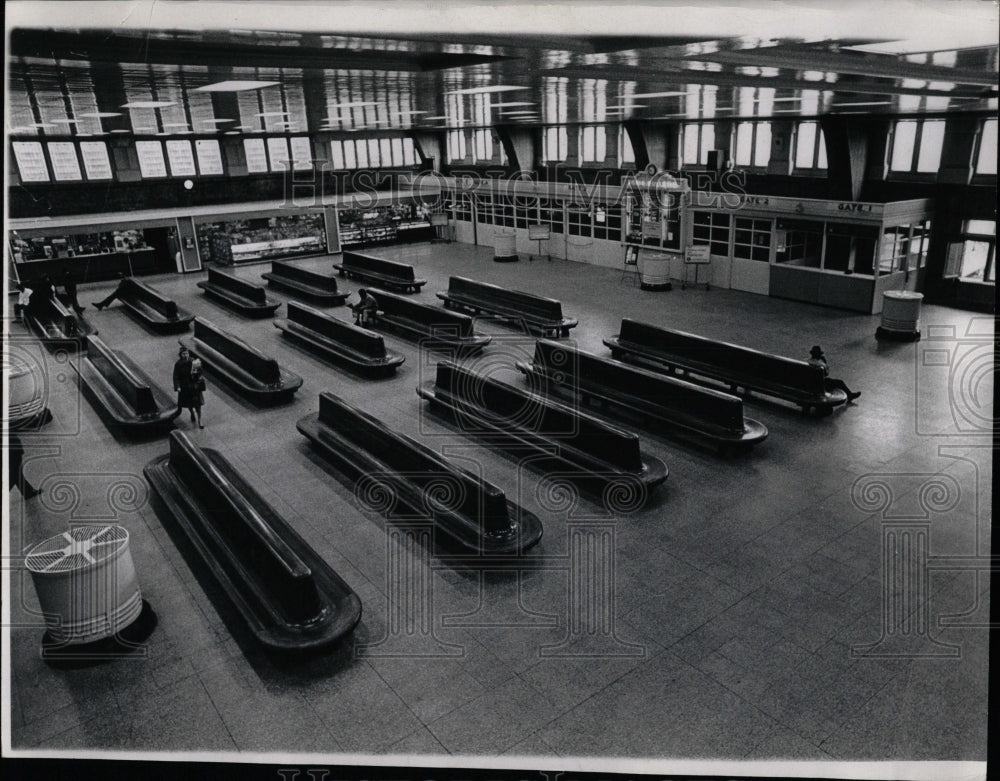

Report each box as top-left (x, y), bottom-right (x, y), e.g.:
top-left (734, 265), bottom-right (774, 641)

top-left (492, 232), bottom-right (518, 262)
top-left (25, 525), bottom-right (155, 662)
top-left (639, 252), bottom-right (673, 291)
top-left (877, 291), bottom-right (923, 342)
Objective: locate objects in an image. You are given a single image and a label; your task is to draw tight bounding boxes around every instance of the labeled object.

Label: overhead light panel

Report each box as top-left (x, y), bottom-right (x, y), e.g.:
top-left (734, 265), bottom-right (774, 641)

top-left (193, 80), bottom-right (280, 92)
top-left (446, 85), bottom-right (529, 95)
top-left (630, 91), bottom-right (687, 99)
top-left (78, 111), bottom-right (122, 118)
top-left (493, 102), bottom-right (536, 107)
top-left (120, 101), bottom-right (176, 109)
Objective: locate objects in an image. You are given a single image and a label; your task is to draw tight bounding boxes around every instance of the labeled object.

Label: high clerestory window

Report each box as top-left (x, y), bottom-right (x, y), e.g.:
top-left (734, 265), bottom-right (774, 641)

top-left (889, 119), bottom-right (946, 174)
top-left (794, 121), bottom-right (828, 170)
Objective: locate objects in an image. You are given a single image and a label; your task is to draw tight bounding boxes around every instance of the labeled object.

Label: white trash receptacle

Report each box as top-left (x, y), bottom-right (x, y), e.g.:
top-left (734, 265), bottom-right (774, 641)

top-left (877, 291), bottom-right (923, 342)
top-left (25, 525), bottom-right (144, 645)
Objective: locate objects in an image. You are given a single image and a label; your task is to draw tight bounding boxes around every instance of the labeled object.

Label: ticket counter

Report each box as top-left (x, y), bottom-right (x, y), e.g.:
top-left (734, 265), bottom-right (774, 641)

top-left (686, 193), bottom-right (934, 313)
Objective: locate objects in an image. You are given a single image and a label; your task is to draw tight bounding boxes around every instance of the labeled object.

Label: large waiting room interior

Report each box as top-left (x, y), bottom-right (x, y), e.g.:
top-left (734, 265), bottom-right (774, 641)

top-left (3, 2), bottom-right (996, 778)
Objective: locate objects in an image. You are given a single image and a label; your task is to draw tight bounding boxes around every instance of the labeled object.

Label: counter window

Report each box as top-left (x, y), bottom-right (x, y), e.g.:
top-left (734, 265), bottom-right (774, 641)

top-left (824, 223), bottom-right (878, 275)
top-left (733, 217), bottom-right (771, 262)
top-left (692, 211), bottom-right (731, 256)
top-left (775, 219), bottom-right (823, 268)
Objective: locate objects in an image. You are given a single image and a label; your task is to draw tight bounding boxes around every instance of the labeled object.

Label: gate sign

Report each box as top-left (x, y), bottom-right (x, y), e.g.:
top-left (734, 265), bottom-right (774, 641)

top-left (685, 245), bottom-right (711, 264)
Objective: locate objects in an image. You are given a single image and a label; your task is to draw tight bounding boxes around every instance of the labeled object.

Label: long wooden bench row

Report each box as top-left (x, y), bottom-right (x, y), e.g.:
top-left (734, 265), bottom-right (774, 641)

top-left (369, 289), bottom-right (491, 356)
top-left (517, 340), bottom-right (768, 455)
top-left (180, 317), bottom-right (303, 405)
top-left (297, 392), bottom-right (542, 555)
top-left (436, 276), bottom-right (578, 338)
top-left (333, 251), bottom-right (426, 293)
top-left (418, 361), bottom-right (667, 503)
top-left (73, 335), bottom-right (180, 434)
top-left (24, 295), bottom-right (96, 348)
top-left (197, 268), bottom-right (281, 317)
top-left (261, 261), bottom-right (349, 306)
top-left (117, 278), bottom-right (194, 333)
top-left (604, 319), bottom-right (849, 415)
top-left (274, 301), bottom-right (405, 377)
top-left (144, 431), bottom-right (362, 653)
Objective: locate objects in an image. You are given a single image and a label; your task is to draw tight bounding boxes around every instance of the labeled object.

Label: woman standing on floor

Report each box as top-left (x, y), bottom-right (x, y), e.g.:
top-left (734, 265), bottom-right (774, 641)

top-left (173, 347), bottom-right (206, 428)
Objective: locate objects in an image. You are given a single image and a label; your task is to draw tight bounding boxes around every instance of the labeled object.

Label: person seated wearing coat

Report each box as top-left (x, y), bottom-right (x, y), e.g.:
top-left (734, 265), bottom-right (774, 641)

top-left (808, 345), bottom-right (861, 402)
top-left (350, 288), bottom-right (379, 327)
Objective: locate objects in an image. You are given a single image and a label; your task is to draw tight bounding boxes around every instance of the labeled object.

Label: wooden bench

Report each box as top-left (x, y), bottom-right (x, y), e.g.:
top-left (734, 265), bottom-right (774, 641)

top-left (436, 276), bottom-right (578, 338)
top-left (274, 301), bottom-right (405, 377)
top-left (180, 317), bottom-right (302, 405)
top-left (24, 294), bottom-right (96, 348)
top-left (297, 392), bottom-right (542, 555)
top-left (144, 431), bottom-right (362, 653)
top-left (603, 318), bottom-right (848, 415)
top-left (418, 361), bottom-right (667, 501)
top-left (368, 289), bottom-right (491, 356)
top-left (117, 277), bottom-right (194, 334)
top-left (333, 251), bottom-right (427, 293)
top-left (196, 268), bottom-right (281, 317)
top-left (261, 261), bottom-right (349, 306)
top-left (72, 335), bottom-right (180, 433)
top-left (517, 339), bottom-right (768, 455)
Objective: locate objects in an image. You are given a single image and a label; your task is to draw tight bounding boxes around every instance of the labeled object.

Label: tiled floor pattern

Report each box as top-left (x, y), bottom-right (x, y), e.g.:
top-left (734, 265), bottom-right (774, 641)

top-left (7, 241), bottom-right (990, 762)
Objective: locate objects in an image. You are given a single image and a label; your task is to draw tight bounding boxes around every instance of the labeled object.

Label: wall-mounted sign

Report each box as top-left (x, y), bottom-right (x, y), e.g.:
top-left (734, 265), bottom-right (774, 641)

top-left (80, 142), bottom-right (113, 180)
top-left (166, 140), bottom-right (197, 177)
top-left (135, 140), bottom-right (168, 178)
top-left (47, 142), bottom-right (83, 181)
top-left (243, 138), bottom-right (268, 173)
top-left (195, 139), bottom-right (224, 175)
top-left (12, 142), bottom-right (49, 182)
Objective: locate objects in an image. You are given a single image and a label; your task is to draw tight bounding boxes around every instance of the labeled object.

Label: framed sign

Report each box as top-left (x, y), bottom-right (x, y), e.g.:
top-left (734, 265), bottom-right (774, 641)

top-left (528, 224), bottom-right (551, 241)
top-left (166, 140), bottom-right (197, 176)
top-left (685, 245), bottom-right (711, 264)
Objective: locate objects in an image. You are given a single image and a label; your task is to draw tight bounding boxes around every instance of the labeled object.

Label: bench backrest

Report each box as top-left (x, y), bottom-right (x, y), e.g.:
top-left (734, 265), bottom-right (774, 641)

top-left (434, 361), bottom-right (643, 473)
top-left (271, 261), bottom-right (338, 292)
top-left (287, 301), bottom-right (387, 358)
top-left (375, 290), bottom-right (474, 337)
top-left (167, 431), bottom-right (323, 623)
top-left (85, 335), bottom-right (158, 415)
top-left (317, 392), bottom-right (512, 534)
top-left (534, 340), bottom-right (745, 432)
top-left (618, 319), bottom-right (826, 395)
top-left (342, 251), bottom-right (417, 282)
top-left (193, 318), bottom-right (281, 384)
top-left (120, 277), bottom-right (179, 319)
top-left (448, 276), bottom-right (564, 321)
top-left (207, 268), bottom-right (267, 304)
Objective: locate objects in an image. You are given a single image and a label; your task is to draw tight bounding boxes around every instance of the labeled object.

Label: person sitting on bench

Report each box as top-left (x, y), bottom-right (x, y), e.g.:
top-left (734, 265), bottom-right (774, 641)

top-left (26, 276), bottom-right (55, 317)
top-left (350, 288), bottom-right (379, 327)
top-left (808, 345), bottom-right (861, 402)
top-left (14, 282), bottom-right (32, 322)
top-left (92, 273), bottom-right (127, 311)
top-left (60, 269), bottom-right (85, 315)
